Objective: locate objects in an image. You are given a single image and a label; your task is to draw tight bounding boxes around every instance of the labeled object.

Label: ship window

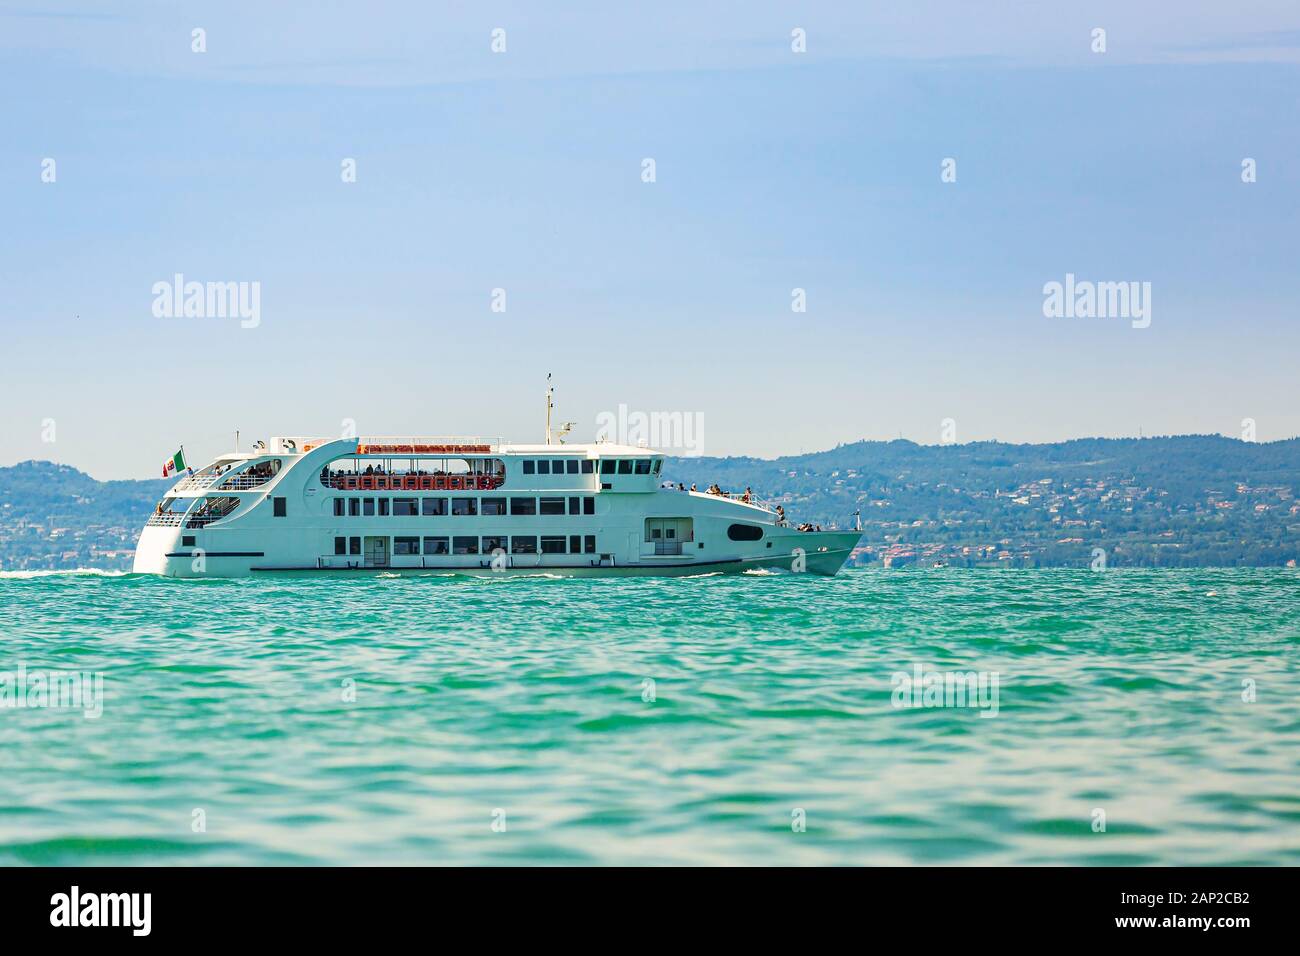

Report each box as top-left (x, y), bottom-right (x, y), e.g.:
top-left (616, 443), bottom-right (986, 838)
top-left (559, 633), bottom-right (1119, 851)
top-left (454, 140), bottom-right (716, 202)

top-left (349, 537), bottom-right (361, 555)
top-left (452, 536), bottom-right (479, 555)
top-left (600, 460), bottom-right (616, 475)
top-left (566, 460), bottom-right (579, 474)
top-left (481, 497), bottom-right (507, 516)
top-left (334, 536), bottom-right (347, 555)
top-left (635, 459), bottom-right (651, 474)
top-left (363, 498), bottom-right (375, 516)
top-left (523, 460), bottom-right (535, 475)
top-left (570, 535), bottom-right (581, 553)
top-left (584, 535), bottom-right (596, 553)
top-left (182, 535), bottom-right (196, 547)
top-left (550, 460), bottom-right (564, 473)
top-left (617, 460), bottom-right (633, 475)
top-left (601, 483), bottom-right (612, 490)
top-left (541, 536), bottom-right (566, 554)
top-left (333, 498), bottom-right (345, 517)
top-left (378, 498), bottom-right (390, 516)
top-left (539, 497), bottom-right (565, 516)
top-left (581, 460), bottom-right (594, 474)
top-left (393, 498), bottom-right (418, 517)
top-left (423, 536), bottom-right (449, 555)
top-left (537, 460), bottom-right (551, 475)
top-left (422, 497), bottom-right (447, 516)
top-left (727, 523), bottom-right (763, 541)
top-left (511, 536), bottom-right (537, 554)
top-left (510, 497), bottom-right (536, 516)
top-left (394, 537), bottom-right (420, 555)
top-left (583, 498), bottom-right (595, 515)
top-left (653, 459), bottom-right (662, 475)
top-left (349, 498), bottom-right (360, 517)
top-left (482, 535), bottom-right (507, 554)
top-left (452, 498), bottom-right (477, 516)
top-left (273, 497), bottom-right (287, 517)
top-left (568, 497), bottom-right (580, 515)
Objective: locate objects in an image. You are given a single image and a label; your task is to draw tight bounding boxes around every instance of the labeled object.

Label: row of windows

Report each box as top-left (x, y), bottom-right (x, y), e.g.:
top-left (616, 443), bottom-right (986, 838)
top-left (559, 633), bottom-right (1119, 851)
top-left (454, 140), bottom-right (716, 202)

top-left (332, 496), bottom-right (596, 517)
top-left (520, 458), bottom-right (662, 476)
top-left (333, 535), bottom-right (598, 556)
top-left (522, 458), bottom-right (595, 475)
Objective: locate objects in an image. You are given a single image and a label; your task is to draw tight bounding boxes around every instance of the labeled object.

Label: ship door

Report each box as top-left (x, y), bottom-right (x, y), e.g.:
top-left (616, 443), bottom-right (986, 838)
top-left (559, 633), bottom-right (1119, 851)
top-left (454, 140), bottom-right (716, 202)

top-left (364, 536), bottom-right (389, 568)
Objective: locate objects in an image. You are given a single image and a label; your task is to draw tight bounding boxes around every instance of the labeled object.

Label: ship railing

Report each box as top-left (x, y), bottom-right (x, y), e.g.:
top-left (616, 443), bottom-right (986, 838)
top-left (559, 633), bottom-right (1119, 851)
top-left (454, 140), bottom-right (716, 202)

top-left (691, 489), bottom-right (777, 513)
top-left (145, 513), bottom-right (185, 527)
top-left (171, 473), bottom-right (221, 492)
top-left (319, 472), bottom-right (504, 491)
top-left (217, 473), bottom-right (275, 490)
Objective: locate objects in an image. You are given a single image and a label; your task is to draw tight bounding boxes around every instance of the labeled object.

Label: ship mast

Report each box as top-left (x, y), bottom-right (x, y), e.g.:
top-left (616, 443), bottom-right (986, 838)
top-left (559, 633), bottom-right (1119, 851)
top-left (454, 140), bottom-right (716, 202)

top-left (545, 373), bottom-right (553, 445)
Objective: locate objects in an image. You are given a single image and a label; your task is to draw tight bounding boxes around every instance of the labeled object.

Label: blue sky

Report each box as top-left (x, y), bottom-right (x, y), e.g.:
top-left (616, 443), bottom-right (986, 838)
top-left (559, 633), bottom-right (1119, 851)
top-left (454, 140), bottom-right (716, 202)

top-left (2, 2), bottom-right (1298, 478)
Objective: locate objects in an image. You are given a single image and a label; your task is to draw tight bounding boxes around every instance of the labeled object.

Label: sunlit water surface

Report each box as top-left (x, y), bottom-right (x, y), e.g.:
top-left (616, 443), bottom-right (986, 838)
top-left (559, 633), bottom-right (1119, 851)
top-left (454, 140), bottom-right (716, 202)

top-left (0, 568), bottom-right (1297, 865)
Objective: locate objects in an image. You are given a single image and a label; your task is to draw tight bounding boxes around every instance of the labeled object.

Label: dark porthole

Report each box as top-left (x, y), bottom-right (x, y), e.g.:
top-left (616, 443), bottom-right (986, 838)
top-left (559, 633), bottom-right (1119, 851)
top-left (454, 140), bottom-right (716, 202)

top-left (727, 523), bottom-right (763, 541)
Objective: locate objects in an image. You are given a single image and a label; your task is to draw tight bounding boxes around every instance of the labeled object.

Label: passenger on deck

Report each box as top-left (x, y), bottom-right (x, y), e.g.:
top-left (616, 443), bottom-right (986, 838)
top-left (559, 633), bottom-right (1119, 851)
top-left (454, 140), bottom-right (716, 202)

top-left (775, 505), bottom-right (786, 526)
top-left (741, 487), bottom-right (752, 503)
top-left (689, 483), bottom-right (697, 492)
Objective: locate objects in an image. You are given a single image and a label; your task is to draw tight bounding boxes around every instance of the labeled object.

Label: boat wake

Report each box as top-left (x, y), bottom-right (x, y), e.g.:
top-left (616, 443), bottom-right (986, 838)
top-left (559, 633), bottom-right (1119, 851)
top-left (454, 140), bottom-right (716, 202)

top-left (0, 568), bottom-right (132, 579)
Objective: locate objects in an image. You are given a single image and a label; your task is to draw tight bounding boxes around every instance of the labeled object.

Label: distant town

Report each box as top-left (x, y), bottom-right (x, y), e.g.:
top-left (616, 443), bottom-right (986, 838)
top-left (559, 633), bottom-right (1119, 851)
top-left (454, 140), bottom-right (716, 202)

top-left (1, 435), bottom-right (1297, 570)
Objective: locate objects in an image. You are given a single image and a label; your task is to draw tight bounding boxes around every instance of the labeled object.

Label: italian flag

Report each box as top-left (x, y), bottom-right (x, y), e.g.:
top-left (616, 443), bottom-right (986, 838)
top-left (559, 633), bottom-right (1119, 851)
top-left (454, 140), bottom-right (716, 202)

top-left (162, 448), bottom-right (187, 478)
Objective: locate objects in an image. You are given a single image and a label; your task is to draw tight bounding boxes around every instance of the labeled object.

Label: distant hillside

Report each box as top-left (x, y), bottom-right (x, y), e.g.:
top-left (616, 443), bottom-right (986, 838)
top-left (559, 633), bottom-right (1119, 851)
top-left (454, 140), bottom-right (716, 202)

top-left (1, 435), bottom-right (1297, 570)
top-left (0, 461), bottom-right (169, 570)
top-left (665, 436), bottom-right (1300, 567)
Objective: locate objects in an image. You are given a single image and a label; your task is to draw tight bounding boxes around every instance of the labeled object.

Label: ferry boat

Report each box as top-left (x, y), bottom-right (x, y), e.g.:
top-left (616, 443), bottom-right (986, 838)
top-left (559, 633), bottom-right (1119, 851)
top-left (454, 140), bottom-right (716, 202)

top-left (133, 436), bottom-right (862, 578)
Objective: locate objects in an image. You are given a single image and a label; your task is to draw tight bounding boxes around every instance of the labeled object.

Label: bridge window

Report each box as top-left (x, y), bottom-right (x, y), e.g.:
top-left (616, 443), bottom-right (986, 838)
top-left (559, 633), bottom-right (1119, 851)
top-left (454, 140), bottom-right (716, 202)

top-left (635, 459), bottom-right (651, 474)
top-left (600, 460), bottom-right (616, 475)
top-left (537, 460), bottom-right (550, 475)
top-left (727, 523), bottom-right (764, 541)
top-left (523, 460), bottom-right (535, 475)
top-left (566, 460), bottom-right (579, 474)
top-left (581, 460), bottom-right (594, 474)
top-left (617, 460), bottom-right (633, 475)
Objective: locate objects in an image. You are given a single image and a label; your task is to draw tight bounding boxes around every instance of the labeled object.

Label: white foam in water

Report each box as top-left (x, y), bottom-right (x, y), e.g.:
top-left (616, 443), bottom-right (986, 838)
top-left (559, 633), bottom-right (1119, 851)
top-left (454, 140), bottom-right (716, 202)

top-left (0, 568), bottom-right (131, 579)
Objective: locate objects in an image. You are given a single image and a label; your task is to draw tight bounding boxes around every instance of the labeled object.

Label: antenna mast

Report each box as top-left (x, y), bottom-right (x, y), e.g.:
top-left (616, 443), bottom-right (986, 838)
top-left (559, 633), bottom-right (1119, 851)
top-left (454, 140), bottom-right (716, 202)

top-left (545, 374), bottom-right (553, 445)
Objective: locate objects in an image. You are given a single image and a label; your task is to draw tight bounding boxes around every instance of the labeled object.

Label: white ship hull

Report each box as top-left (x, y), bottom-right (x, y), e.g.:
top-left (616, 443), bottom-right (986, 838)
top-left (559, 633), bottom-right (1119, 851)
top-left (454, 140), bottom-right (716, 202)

top-left (133, 437), bottom-right (860, 579)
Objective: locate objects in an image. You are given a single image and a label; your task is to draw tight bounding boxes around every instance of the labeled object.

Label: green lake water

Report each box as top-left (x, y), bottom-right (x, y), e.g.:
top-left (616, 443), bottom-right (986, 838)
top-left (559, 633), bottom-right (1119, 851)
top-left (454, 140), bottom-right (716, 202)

top-left (0, 567), bottom-right (1296, 865)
